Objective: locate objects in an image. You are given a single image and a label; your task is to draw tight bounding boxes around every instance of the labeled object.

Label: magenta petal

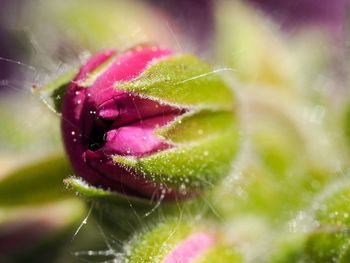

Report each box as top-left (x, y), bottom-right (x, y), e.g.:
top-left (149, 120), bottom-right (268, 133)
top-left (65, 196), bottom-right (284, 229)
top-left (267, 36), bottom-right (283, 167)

top-left (102, 114), bottom-right (177, 156)
top-left (87, 46), bottom-right (172, 107)
top-left (97, 98), bottom-right (119, 120)
top-left (61, 46), bottom-right (186, 199)
top-left (110, 94), bottom-right (180, 128)
top-left (76, 49), bottom-right (117, 83)
top-left (61, 50), bottom-right (117, 187)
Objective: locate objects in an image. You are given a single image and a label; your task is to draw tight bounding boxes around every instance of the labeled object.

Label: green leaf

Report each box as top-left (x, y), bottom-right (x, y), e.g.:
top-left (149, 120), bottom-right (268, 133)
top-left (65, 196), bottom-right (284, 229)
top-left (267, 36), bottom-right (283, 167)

top-left (118, 54), bottom-right (235, 109)
top-left (0, 154), bottom-right (74, 206)
top-left (0, 156), bottom-right (86, 262)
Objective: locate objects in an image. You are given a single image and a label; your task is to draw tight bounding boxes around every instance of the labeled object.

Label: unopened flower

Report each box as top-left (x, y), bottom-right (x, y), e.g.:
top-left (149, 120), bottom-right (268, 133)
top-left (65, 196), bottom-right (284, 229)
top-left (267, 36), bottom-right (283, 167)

top-left (124, 220), bottom-right (242, 263)
top-left (61, 45), bottom-right (238, 200)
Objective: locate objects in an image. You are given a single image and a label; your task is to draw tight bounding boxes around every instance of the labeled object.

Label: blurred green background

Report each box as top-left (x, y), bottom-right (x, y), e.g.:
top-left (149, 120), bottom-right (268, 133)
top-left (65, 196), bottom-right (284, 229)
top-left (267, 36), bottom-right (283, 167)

top-left (1, 0), bottom-right (350, 262)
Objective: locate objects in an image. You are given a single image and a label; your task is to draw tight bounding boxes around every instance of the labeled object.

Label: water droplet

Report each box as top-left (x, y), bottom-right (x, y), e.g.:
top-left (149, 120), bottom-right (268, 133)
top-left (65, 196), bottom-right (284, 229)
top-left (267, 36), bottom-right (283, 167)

top-left (71, 131), bottom-right (76, 135)
top-left (75, 91), bottom-right (80, 95)
top-left (87, 93), bottom-right (91, 97)
top-left (77, 100), bottom-right (81, 104)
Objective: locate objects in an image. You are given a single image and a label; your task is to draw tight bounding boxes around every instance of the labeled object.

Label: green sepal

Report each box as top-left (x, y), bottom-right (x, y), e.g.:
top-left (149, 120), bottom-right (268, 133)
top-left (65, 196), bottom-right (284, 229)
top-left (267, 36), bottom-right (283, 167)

top-left (65, 177), bottom-right (158, 240)
top-left (38, 69), bottom-right (78, 113)
top-left (64, 177), bottom-right (211, 239)
top-left (113, 125), bottom-right (239, 190)
top-left (64, 177), bottom-right (151, 207)
top-left (156, 110), bottom-right (236, 143)
top-left (114, 54), bottom-right (239, 194)
top-left (65, 176), bottom-right (212, 213)
top-left (118, 54), bottom-right (235, 109)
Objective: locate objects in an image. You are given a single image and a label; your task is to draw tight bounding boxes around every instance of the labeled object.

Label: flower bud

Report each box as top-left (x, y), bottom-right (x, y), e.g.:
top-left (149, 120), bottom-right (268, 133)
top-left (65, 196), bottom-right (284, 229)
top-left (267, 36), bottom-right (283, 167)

top-left (123, 220), bottom-right (242, 263)
top-left (61, 45), bottom-right (238, 200)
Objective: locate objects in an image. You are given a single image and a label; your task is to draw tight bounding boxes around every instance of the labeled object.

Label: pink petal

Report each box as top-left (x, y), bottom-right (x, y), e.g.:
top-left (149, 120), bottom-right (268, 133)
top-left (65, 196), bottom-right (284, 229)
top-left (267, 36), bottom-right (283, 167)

top-left (102, 114), bottom-right (176, 156)
top-left (163, 233), bottom-right (217, 263)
